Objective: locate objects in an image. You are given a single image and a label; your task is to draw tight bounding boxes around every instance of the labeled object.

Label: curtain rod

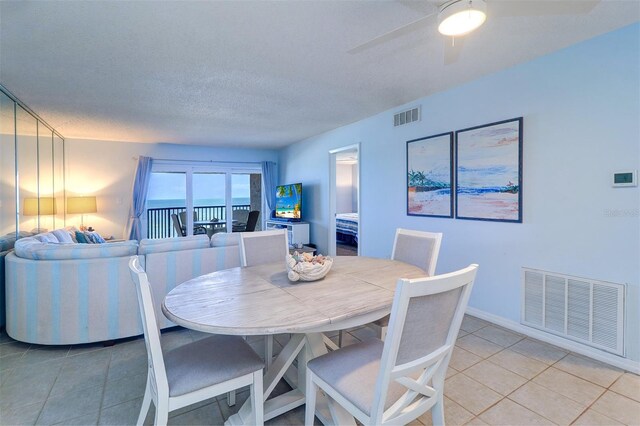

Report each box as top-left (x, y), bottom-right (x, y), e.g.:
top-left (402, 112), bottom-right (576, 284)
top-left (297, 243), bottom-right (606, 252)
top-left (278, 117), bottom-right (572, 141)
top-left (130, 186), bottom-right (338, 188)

top-left (132, 156), bottom-right (270, 165)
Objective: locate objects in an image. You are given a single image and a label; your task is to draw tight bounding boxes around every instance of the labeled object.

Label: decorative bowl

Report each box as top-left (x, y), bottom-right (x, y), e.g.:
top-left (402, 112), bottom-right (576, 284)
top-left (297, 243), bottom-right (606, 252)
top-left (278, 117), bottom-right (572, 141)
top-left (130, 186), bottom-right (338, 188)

top-left (286, 252), bottom-right (333, 282)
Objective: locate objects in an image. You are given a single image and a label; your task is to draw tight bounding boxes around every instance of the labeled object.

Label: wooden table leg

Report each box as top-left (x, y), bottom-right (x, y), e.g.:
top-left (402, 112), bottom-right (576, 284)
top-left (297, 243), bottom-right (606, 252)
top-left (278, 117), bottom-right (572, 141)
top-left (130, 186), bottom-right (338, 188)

top-left (225, 332), bottom-right (356, 426)
top-left (225, 334), bottom-right (306, 425)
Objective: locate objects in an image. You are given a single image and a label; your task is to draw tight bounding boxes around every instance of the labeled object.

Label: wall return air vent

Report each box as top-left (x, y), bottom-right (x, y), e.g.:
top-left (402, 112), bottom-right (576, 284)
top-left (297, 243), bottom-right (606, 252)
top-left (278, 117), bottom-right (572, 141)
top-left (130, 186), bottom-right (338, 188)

top-left (521, 268), bottom-right (625, 356)
top-left (394, 106), bottom-right (420, 127)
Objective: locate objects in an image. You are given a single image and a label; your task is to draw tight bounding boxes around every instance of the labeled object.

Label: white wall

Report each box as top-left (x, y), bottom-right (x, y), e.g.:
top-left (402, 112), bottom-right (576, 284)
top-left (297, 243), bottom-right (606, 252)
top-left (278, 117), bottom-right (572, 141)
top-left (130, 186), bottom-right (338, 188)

top-left (65, 139), bottom-right (278, 238)
top-left (352, 163), bottom-right (358, 212)
top-left (336, 163), bottom-right (355, 213)
top-left (279, 24), bottom-right (640, 362)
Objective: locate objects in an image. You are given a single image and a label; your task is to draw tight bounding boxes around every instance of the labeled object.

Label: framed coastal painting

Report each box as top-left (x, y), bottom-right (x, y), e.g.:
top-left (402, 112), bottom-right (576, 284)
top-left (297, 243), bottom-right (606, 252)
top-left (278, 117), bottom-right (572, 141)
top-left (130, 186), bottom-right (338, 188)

top-left (407, 132), bottom-right (453, 218)
top-left (455, 117), bottom-right (523, 222)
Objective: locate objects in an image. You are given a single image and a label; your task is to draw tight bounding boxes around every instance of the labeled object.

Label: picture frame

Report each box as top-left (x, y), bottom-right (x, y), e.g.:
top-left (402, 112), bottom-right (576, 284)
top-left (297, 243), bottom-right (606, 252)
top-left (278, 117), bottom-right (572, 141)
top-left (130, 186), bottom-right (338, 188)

top-left (455, 117), bottom-right (523, 223)
top-left (407, 132), bottom-right (454, 218)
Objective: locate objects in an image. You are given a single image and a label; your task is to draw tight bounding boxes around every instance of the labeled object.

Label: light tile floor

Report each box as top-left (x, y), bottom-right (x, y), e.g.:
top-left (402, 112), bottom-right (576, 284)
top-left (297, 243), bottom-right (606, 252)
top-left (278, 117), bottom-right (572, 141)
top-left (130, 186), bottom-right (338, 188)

top-left (1, 315), bottom-right (638, 425)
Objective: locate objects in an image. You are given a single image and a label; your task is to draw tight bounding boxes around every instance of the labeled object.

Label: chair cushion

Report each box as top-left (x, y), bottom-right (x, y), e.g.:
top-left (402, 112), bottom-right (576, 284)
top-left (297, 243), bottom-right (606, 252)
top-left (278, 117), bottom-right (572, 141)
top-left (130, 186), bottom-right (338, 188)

top-left (164, 335), bottom-right (264, 397)
top-left (307, 339), bottom-right (407, 416)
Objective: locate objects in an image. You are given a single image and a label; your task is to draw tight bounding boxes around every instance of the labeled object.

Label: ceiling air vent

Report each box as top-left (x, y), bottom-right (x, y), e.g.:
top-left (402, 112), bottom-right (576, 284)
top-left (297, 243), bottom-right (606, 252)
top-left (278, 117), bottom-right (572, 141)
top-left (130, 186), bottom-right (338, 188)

top-left (394, 106), bottom-right (420, 127)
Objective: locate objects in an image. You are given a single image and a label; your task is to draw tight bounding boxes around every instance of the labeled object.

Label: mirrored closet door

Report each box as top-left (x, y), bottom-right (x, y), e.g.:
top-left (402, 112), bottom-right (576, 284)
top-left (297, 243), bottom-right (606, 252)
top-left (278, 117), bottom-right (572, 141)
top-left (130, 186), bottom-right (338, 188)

top-left (0, 84), bottom-right (66, 241)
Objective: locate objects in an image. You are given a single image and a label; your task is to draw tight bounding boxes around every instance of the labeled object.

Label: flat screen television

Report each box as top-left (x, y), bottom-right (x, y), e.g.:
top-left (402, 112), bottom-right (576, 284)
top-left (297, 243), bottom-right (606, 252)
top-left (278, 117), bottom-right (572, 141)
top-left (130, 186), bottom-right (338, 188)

top-left (275, 183), bottom-right (302, 220)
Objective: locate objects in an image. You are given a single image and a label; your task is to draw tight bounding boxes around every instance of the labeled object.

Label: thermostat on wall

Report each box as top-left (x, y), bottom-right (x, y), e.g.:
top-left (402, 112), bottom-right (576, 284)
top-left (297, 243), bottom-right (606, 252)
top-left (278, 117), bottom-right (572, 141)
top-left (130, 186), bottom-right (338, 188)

top-left (612, 170), bottom-right (637, 187)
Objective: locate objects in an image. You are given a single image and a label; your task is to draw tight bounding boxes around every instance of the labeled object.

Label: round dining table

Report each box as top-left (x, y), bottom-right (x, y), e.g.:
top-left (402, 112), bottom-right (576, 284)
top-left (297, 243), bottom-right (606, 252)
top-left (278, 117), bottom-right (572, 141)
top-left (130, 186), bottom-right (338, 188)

top-left (162, 256), bottom-right (426, 425)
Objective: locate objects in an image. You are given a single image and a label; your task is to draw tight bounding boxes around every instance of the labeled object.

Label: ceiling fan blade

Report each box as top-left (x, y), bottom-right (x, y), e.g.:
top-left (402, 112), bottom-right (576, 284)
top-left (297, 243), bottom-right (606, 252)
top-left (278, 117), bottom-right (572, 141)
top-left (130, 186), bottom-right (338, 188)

top-left (491, 0), bottom-right (600, 18)
top-left (444, 36), bottom-right (465, 65)
top-left (397, 0), bottom-right (436, 14)
top-left (348, 11), bottom-right (436, 54)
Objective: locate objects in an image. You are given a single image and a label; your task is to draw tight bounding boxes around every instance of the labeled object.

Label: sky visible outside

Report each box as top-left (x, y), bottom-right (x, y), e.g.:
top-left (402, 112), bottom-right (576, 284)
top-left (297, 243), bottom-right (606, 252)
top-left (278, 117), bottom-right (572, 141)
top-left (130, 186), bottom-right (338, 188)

top-left (147, 172), bottom-right (250, 201)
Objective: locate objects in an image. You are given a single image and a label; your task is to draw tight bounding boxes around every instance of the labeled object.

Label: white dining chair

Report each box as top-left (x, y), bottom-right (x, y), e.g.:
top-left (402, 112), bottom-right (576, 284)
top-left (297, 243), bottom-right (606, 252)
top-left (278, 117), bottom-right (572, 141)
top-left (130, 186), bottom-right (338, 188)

top-left (391, 228), bottom-right (443, 275)
top-left (239, 229), bottom-right (289, 367)
top-left (367, 228), bottom-right (443, 343)
top-left (305, 264), bottom-right (478, 426)
top-left (240, 229), bottom-right (289, 267)
top-left (338, 228), bottom-right (444, 346)
top-left (128, 256), bottom-right (264, 425)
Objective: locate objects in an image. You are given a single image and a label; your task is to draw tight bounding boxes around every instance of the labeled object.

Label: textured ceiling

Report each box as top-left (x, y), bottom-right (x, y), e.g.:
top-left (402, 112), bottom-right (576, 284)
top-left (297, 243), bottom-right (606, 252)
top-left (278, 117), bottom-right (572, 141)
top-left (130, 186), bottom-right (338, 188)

top-left (0, 1), bottom-right (638, 148)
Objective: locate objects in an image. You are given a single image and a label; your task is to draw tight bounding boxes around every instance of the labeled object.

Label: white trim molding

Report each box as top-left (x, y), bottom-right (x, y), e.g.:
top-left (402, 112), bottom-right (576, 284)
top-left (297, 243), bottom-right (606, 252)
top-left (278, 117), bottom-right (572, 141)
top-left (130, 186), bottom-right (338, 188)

top-left (466, 306), bottom-right (640, 374)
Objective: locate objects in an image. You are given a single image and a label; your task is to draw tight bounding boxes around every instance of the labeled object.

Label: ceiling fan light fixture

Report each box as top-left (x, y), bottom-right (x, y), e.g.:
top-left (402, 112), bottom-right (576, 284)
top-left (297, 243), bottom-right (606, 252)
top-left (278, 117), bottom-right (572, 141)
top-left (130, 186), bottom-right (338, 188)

top-left (438, 0), bottom-right (487, 37)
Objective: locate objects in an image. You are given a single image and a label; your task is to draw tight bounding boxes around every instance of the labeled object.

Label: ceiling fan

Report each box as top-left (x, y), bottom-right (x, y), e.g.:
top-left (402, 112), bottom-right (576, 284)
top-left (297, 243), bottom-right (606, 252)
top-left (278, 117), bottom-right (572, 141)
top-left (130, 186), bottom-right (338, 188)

top-left (348, 0), bottom-right (601, 64)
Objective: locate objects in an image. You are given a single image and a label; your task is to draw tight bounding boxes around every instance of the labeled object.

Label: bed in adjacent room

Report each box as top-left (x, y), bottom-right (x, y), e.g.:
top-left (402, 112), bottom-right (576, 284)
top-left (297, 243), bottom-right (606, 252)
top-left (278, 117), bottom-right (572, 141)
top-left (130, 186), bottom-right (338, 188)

top-left (336, 212), bottom-right (358, 245)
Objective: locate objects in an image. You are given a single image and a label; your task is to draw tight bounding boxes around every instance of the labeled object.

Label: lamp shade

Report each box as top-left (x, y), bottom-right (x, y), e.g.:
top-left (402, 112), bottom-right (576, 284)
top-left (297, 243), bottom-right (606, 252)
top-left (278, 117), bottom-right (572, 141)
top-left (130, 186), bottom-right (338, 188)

top-left (438, 0), bottom-right (487, 37)
top-left (23, 197), bottom-right (57, 216)
top-left (67, 196), bottom-right (97, 214)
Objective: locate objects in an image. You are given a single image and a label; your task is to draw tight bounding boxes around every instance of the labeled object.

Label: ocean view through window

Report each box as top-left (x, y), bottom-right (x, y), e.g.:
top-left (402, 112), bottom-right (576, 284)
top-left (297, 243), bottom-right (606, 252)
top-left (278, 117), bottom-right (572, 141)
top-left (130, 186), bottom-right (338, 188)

top-left (146, 168), bottom-right (260, 238)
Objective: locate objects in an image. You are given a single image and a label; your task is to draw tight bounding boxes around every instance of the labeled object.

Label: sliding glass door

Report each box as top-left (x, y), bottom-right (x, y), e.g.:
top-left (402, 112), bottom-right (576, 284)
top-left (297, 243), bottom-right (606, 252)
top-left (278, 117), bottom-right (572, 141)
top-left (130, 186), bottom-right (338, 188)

top-left (145, 163), bottom-right (262, 239)
top-left (192, 172), bottom-right (227, 235)
top-left (231, 173), bottom-right (263, 232)
top-left (146, 172), bottom-right (187, 238)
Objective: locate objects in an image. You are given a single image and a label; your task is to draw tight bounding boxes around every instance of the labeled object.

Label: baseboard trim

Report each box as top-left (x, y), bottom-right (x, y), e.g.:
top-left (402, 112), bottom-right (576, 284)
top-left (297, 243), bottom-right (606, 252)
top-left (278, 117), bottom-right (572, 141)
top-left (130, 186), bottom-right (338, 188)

top-left (466, 306), bottom-right (640, 374)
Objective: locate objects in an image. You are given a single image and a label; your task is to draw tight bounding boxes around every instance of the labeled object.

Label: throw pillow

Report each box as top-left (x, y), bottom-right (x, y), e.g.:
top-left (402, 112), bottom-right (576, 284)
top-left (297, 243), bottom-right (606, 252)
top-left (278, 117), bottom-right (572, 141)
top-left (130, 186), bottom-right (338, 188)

top-left (35, 233), bottom-right (59, 243)
top-left (85, 231), bottom-right (106, 244)
top-left (66, 226), bottom-right (81, 243)
top-left (51, 229), bottom-right (73, 243)
top-left (75, 231), bottom-right (89, 244)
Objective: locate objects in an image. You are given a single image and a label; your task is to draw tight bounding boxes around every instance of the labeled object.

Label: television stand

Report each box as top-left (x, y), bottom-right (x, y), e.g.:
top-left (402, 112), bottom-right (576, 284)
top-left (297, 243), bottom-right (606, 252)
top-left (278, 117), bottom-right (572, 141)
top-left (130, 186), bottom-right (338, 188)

top-left (289, 245), bottom-right (316, 256)
top-left (265, 220), bottom-right (309, 247)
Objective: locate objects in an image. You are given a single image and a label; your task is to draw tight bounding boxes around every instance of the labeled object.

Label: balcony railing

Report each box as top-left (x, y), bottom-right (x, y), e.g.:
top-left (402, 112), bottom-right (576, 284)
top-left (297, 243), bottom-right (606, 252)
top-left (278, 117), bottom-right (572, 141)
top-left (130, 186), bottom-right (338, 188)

top-left (147, 204), bottom-right (251, 239)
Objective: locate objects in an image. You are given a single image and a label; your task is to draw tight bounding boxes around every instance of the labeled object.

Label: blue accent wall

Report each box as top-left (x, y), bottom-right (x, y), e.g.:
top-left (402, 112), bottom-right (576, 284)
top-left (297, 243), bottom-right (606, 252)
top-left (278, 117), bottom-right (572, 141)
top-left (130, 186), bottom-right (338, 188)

top-left (279, 24), bottom-right (640, 362)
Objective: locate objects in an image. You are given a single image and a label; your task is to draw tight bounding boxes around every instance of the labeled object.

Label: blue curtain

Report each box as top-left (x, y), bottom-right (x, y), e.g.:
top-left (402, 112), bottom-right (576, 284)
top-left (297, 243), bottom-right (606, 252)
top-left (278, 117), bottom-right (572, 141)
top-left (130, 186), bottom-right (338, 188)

top-left (127, 156), bottom-right (153, 240)
top-left (262, 161), bottom-right (277, 217)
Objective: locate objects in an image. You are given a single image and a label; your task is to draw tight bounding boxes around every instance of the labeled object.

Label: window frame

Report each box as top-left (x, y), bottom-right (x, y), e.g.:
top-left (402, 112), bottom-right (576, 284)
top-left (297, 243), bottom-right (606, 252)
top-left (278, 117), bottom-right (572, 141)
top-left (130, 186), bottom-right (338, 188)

top-left (148, 161), bottom-right (263, 238)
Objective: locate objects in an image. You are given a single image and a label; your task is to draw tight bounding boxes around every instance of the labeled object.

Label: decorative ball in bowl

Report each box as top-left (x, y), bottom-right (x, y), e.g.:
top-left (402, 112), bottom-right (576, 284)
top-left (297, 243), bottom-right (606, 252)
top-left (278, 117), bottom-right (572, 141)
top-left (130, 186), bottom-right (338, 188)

top-left (286, 252), bottom-right (333, 282)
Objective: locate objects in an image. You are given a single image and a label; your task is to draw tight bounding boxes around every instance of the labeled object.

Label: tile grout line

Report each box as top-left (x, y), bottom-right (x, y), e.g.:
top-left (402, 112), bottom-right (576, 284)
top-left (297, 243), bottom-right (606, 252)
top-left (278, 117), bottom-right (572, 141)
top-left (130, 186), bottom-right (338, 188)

top-left (465, 326), bottom-right (631, 425)
top-left (470, 358), bottom-right (561, 424)
top-left (564, 365), bottom-right (627, 426)
top-left (551, 355), bottom-right (625, 389)
top-left (95, 346), bottom-right (116, 425)
top-left (34, 350), bottom-right (64, 424)
top-left (455, 328), bottom-right (560, 423)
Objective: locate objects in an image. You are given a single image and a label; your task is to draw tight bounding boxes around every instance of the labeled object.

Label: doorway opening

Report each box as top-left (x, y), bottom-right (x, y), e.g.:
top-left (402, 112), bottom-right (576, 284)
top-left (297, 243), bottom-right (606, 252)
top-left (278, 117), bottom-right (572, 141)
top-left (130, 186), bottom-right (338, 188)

top-left (328, 144), bottom-right (360, 257)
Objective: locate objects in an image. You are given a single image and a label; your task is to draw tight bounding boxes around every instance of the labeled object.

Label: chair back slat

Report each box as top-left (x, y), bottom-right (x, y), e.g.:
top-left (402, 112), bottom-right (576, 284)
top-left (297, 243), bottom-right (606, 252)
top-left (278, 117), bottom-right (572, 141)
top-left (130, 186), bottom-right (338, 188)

top-left (391, 229), bottom-right (442, 276)
top-left (240, 229), bottom-right (289, 267)
top-left (128, 256), bottom-right (169, 392)
top-left (371, 264), bottom-right (478, 424)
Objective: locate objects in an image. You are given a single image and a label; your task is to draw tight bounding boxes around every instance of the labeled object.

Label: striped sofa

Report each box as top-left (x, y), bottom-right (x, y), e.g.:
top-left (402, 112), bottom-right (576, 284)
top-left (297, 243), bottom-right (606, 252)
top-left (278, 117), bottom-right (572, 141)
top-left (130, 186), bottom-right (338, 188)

top-left (4, 232), bottom-right (241, 345)
top-left (0, 231), bottom-right (34, 329)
